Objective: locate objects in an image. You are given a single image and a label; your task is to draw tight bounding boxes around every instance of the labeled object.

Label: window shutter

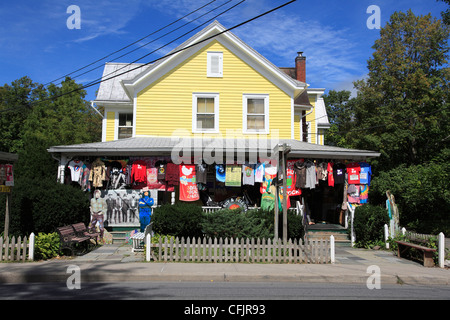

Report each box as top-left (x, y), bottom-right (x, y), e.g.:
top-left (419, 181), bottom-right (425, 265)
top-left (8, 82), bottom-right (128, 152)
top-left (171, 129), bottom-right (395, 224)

top-left (207, 52), bottom-right (223, 77)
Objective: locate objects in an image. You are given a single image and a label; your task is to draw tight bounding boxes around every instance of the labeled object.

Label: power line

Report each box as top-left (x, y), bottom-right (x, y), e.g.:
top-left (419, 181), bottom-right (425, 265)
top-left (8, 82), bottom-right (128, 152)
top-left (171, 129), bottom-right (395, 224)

top-left (83, 0), bottom-right (239, 89)
top-left (1, 0), bottom-right (296, 113)
top-left (44, 0), bottom-right (219, 87)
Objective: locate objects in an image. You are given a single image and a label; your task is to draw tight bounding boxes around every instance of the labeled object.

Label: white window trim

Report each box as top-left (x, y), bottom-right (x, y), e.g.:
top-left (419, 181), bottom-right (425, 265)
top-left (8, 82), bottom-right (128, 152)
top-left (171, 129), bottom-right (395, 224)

top-left (117, 112), bottom-right (133, 140)
top-left (207, 51), bottom-right (223, 77)
top-left (242, 94), bottom-right (269, 134)
top-left (192, 93), bottom-right (220, 133)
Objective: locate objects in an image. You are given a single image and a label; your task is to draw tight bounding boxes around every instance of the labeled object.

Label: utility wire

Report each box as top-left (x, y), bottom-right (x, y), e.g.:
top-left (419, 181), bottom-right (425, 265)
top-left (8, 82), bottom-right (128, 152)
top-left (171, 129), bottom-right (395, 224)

top-left (44, 0), bottom-right (219, 87)
top-left (83, 0), bottom-right (238, 88)
top-left (1, 0), bottom-right (296, 113)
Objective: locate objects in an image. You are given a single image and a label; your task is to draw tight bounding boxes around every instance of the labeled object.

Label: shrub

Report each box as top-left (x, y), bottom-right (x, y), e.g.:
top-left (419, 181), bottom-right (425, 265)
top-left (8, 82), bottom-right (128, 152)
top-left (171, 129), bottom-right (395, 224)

top-left (370, 162), bottom-right (450, 234)
top-left (202, 208), bottom-right (274, 239)
top-left (353, 204), bottom-right (389, 248)
top-left (34, 232), bottom-right (60, 260)
top-left (0, 176), bottom-right (90, 236)
top-left (152, 203), bottom-right (203, 238)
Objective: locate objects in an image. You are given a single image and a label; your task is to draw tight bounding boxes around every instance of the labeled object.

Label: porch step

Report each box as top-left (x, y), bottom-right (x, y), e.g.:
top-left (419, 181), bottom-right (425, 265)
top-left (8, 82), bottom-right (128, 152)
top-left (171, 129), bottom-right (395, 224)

top-left (110, 231), bottom-right (128, 244)
top-left (306, 224), bottom-right (351, 247)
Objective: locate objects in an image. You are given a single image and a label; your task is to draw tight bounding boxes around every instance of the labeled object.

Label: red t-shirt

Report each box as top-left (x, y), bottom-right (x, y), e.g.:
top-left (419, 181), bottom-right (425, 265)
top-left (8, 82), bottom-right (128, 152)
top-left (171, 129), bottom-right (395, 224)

top-left (131, 160), bottom-right (147, 183)
top-left (346, 162), bottom-right (361, 184)
top-left (327, 162), bottom-right (334, 187)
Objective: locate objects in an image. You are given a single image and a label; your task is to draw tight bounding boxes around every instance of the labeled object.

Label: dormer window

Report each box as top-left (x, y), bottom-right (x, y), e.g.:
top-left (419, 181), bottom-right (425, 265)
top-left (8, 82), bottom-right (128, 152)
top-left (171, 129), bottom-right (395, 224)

top-left (207, 52), bottom-right (223, 77)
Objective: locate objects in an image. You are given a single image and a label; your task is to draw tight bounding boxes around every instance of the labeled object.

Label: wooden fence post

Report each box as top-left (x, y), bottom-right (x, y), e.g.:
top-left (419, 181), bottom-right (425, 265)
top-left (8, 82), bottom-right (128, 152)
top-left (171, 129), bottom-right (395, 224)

top-left (384, 224), bottom-right (390, 249)
top-left (439, 232), bottom-right (445, 268)
top-left (146, 233), bottom-right (151, 262)
top-left (330, 235), bottom-right (335, 264)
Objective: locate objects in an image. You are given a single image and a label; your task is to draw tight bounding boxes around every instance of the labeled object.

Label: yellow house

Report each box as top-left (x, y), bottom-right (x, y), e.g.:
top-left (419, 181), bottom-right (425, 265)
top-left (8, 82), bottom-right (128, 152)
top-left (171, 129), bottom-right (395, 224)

top-left (48, 21), bottom-right (379, 231)
top-left (96, 21), bottom-right (330, 145)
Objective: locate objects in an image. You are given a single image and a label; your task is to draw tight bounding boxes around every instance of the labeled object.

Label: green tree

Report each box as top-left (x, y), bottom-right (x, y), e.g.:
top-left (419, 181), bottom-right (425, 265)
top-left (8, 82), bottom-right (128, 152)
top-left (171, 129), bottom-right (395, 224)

top-left (0, 77), bottom-right (44, 153)
top-left (322, 90), bottom-right (355, 147)
top-left (0, 76), bottom-right (102, 235)
top-left (350, 10), bottom-right (450, 169)
top-left (438, 0), bottom-right (450, 25)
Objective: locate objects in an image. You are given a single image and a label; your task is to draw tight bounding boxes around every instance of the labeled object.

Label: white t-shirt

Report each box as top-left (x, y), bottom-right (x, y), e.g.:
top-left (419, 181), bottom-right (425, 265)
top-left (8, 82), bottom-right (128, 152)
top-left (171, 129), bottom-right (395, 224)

top-left (242, 164), bottom-right (255, 185)
top-left (68, 160), bottom-right (84, 182)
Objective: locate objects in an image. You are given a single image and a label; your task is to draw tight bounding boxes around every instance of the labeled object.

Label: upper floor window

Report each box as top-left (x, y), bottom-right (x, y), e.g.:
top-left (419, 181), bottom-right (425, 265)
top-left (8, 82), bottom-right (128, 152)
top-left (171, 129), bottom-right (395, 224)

top-left (207, 52), bottom-right (223, 77)
top-left (118, 113), bottom-right (133, 139)
top-left (193, 93), bottom-right (219, 133)
top-left (243, 94), bottom-right (269, 134)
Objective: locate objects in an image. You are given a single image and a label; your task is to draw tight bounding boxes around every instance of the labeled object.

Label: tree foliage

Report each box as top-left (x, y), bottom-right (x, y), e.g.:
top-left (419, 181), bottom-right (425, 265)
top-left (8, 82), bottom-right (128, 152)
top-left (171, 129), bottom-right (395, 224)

top-left (351, 10), bottom-right (450, 169)
top-left (324, 10), bottom-right (450, 231)
top-left (0, 76), bottom-right (102, 235)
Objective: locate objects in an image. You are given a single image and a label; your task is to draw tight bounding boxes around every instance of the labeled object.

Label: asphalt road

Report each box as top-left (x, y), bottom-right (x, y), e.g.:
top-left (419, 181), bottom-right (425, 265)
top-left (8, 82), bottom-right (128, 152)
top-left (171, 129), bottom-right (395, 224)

top-left (0, 281), bottom-right (449, 300)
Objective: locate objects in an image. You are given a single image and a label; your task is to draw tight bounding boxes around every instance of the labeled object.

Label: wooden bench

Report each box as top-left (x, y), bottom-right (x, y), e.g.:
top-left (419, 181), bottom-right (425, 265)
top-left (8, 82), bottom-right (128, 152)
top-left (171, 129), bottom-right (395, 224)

top-left (56, 225), bottom-right (91, 256)
top-left (72, 222), bottom-right (100, 245)
top-left (395, 240), bottom-right (437, 267)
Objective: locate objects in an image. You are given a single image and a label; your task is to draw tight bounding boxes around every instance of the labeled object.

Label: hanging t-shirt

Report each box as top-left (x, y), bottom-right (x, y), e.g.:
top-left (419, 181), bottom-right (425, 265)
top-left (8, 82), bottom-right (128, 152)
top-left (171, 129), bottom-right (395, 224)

top-left (260, 185), bottom-right (276, 211)
top-left (333, 162), bottom-right (346, 185)
top-left (286, 168), bottom-right (301, 196)
top-left (346, 162), bottom-right (361, 185)
top-left (254, 163), bottom-right (265, 183)
top-left (166, 163), bottom-right (179, 186)
top-left (260, 165), bottom-right (277, 194)
top-left (225, 165), bottom-right (241, 187)
top-left (196, 164), bottom-right (207, 184)
top-left (179, 165), bottom-right (199, 202)
top-left (215, 165), bottom-right (226, 182)
top-left (68, 160), bottom-right (84, 182)
top-left (359, 162), bottom-right (372, 186)
top-left (294, 161), bottom-right (306, 189)
top-left (156, 162), bottom-right (166, 180)
top-left (359, 185), bottom-right (369, 204)
top-left (347, 184), bottom-right (360, 203)
top-left (327, 162), bottom-right (335, 187)
top-left (131, 160), bottom-right (147, 183)
top-left (242, 164), bottom-right (255, 186)
top-left (305, 161), bottom-right (316, 189)
top-left (147, 167), bottom-right (164, 189)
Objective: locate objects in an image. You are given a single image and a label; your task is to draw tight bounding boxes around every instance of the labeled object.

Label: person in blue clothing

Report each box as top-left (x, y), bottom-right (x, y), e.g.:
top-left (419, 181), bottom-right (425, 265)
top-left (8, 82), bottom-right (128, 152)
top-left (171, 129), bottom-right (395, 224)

top-left (139, 190), bottom-right (154, 232)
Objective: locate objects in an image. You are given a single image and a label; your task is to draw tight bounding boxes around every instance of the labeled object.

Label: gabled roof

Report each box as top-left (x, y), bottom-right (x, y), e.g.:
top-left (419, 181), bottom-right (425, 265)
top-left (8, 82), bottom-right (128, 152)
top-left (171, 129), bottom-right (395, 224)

top-left (95, 62), bottom-right (149, 104)
top-left (121, 20), bottom-right (307, 100)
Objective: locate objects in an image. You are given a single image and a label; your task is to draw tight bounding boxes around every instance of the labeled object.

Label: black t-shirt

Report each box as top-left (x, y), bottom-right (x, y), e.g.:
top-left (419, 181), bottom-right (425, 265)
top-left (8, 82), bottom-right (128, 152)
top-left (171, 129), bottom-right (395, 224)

top-left (333, 162), bottom-right (346, 184)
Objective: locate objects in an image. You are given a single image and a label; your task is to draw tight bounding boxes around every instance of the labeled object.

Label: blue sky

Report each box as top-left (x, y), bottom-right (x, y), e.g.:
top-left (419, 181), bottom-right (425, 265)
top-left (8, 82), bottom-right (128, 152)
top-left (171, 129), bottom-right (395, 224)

top-left (0, 0), bottom-right (447, 101)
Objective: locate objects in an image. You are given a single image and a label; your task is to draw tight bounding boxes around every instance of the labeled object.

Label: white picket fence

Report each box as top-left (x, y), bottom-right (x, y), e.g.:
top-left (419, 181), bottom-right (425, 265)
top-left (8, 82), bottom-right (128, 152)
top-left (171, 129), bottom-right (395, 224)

top-left (147, 236), bottom-right (335, 264)
top-left (0, 233), bottom-right (35, 262)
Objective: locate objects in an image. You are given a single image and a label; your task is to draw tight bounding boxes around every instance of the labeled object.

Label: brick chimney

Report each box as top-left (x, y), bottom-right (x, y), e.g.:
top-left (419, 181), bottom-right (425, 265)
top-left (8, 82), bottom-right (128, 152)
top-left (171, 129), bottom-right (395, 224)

top-left (295, 51), bottom-right (306, 82)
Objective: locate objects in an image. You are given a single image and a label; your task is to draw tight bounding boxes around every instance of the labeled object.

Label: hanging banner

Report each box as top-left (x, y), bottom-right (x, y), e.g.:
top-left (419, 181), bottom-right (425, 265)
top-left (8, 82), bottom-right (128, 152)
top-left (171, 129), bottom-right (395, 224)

top-left (179, 165), bottom-right (199, 202)
top-left (286, 160), bottom-right (301, 196)
top-left (0, 164), bottom-right (14, 187)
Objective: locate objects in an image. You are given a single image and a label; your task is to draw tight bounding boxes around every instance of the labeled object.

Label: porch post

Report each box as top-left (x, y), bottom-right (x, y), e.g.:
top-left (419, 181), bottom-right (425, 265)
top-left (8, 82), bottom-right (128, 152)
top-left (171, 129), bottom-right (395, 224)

top-left (57, 155), bottom-right (68, 184)
top-left (282, 144), bottom-right (287, 242)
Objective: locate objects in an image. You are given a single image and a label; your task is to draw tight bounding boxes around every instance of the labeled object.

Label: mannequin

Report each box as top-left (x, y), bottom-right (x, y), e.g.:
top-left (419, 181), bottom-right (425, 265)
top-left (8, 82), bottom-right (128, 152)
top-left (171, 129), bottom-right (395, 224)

top-left (139, 190), bottom-right (154, 232)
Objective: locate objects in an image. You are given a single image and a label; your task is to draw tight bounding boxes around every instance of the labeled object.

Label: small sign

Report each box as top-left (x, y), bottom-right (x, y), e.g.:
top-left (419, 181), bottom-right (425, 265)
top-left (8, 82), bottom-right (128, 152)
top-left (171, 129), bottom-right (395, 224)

top-left (0, 185), bottom-right (11, 193)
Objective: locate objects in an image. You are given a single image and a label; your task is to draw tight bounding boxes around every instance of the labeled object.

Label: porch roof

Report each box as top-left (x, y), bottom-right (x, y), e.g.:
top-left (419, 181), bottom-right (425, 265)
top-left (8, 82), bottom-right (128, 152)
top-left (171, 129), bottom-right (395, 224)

top-left (47, 137), bottom-right (380, 160)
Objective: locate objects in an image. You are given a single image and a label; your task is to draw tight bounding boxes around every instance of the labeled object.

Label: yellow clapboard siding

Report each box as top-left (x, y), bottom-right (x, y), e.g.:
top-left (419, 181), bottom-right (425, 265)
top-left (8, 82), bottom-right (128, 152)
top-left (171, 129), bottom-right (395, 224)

top-left (136, 40), bottom-right (292, 139)
top-left (105, 111), bottom-right (115, 141)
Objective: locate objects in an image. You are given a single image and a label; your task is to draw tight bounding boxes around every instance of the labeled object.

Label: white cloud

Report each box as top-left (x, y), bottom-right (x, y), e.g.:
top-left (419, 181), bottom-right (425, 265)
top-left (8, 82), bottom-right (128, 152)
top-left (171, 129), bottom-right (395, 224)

top-left (145, 0), bottom-right (366, 89)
